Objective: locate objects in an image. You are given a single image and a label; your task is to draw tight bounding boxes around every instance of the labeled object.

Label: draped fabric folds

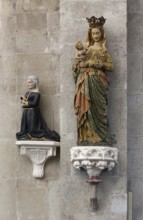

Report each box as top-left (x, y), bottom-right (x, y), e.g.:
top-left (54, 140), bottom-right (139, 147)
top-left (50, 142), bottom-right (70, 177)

top-left (73, 49), bottom-right (113, 144)
top-left (16, 92), bottom-right (60, 142)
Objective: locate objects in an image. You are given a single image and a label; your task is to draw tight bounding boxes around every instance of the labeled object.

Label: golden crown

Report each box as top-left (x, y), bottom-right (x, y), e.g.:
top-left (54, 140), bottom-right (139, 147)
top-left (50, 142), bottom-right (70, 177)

top-left (86, 16), bottom-right (106, 28)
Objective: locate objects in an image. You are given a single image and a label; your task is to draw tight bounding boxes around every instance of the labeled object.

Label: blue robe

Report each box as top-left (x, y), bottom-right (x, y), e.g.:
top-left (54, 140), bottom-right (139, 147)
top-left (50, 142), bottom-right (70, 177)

top-left (16, 92), bottom-right (60, 141)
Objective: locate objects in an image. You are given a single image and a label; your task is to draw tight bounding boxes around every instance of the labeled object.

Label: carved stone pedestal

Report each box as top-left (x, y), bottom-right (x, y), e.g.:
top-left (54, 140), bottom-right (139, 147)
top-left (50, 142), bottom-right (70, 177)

top-left (70, 146), bottom-right (118, 212)
top-left (16, 141), bottom-right (60, 179)
top-left (70, 146), bottom-right (118, 183)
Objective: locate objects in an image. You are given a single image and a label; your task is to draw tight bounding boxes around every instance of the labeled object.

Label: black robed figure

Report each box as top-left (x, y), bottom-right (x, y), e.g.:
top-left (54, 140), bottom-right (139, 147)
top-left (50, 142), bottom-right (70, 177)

top-left (16, 75), bottom-right (60, 142)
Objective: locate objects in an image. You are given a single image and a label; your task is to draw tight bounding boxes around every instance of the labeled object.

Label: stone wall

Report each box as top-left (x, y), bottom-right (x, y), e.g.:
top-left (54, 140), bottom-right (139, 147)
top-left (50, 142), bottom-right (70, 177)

top-left (60, 0), bottom-right (127, 219)
top-left (128, 0), bottom-right (143, 219)
top-left (0, 0), bottom-right (60, 220)
top-left (0, 0), bottom-right (127, 219)
top-left (0, 1), bottom-right (17, 219)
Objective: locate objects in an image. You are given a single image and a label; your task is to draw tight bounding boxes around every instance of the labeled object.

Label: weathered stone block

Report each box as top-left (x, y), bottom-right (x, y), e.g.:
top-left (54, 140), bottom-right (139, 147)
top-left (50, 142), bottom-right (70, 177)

top-left (47, 11), bottom-right (60, 31)
top-left (0, 79), bottom-right (16, 97)
top-left (16, 54), bottom-right (59, 79)
top-left (60, 1), bottom-right (126, 21)
top-left (47, 180), bottom-right (61, 220)
top-left (0, 16), bottom-right (16, 54)
top-left (129, 177), bottom-right (143, 220)
top-left (16, 13), bottom-right (47, 53)
top-left (17, 148), bottom-right (32, 178)
top-left (39, 95), bottom-right (54, 129)
top-left (128, 0), bottom-right (143, 12)
top-left (128, 94), bottom-right (143, 137)
top-left (60, 141), bottom-right (73, 176)
top-left (0, 0), bottom-right (16, 16)
top-left (109, 43), bottom-right (127, 89)
top-left (60, 20), bottom-right (86, 44)
top-left (0, 55), bottom-right (16, 79)
top-left (100, 177), bottom-right (127, 197)
top-left (45, 30), bottom-right (60, 54)
top-left (110, 193), bottom-right (127, 218)
top-left (108, 88), bottom-right (127, 135)
top-left (128, 13), bottom-right (143, 93)
top-left (0, 179), bottom-right (17, 220)
top-left (60, 91), bottom-right (76, 135)
top-left (0, 140), bottom-right (18, 178)
top-left (17, 178), bottom-right (48, 220)
top-left (128, 12), bottom-right (143, 47)
top-left (0, 97), bottom-right (17, 138)
top-left (128, 137), bottom-right (143, 179)
top-left (60, 177), bottom-right (91, 218)
top-left (53, 94), bottom-right (60, 133)
top-left (118, 149), bottom-right (127, 177)
top-left (44, 147), bottom-right (60, 179)
top-left (16, 0), bottom-right (59, 12)
top-left (105, 16), bottom-right (127, 45)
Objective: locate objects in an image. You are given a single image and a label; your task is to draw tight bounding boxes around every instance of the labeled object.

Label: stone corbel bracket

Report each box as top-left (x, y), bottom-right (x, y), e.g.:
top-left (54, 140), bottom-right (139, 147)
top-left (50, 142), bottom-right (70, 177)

top-left (70, 146), bottom-right (118, 183)
top-left (16, 141), bottom-right (60, 179)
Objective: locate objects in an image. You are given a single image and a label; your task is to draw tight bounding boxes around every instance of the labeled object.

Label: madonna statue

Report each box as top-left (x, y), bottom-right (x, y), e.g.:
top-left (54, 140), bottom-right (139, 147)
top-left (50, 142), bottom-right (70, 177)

top-left (72, 16), bottom-right (114, 145)
top-left (16, 75), bottom-right (60, 142)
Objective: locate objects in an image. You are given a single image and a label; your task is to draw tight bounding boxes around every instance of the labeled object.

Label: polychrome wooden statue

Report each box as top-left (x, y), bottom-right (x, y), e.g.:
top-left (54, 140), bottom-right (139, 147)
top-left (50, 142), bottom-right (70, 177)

top-left (72, 16), bottom-right (113, 145)
top-left (16, 75), bottom-right (60, 142)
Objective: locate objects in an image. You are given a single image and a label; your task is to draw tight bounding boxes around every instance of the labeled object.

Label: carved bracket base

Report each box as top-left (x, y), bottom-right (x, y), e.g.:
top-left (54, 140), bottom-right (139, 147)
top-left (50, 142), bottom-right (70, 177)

top-left (70, 146), bottom-right (118, 183)
top-left (16, 140), bottom-right (60, 179)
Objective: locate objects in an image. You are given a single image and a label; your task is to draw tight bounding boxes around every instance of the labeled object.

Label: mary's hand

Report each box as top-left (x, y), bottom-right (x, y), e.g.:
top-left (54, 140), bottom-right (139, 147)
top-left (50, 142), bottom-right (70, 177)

top-left (79, 60), bottom-right (103, 69)
top-left (79, 60), bottom-right (89, 68)
top-left (94, 60), bottom-right (103, 69)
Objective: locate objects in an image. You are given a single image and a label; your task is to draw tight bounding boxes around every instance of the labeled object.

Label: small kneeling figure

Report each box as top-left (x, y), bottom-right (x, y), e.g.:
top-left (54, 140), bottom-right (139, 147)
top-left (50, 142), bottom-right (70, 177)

top-left (16, 75), bottom-right (60, 142)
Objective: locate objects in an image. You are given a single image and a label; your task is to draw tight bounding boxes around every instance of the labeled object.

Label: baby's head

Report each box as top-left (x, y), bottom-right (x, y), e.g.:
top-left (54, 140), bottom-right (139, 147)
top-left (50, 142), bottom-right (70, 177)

top-left (75, 41), bottom-right (84, 51)
top-left (75, 41), bottom-right (89, 58)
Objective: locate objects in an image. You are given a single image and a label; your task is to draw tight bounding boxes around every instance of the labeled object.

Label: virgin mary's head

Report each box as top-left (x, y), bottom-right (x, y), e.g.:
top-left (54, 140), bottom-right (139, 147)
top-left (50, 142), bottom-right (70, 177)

top-left (87, 26), bottom-right (105, 46)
